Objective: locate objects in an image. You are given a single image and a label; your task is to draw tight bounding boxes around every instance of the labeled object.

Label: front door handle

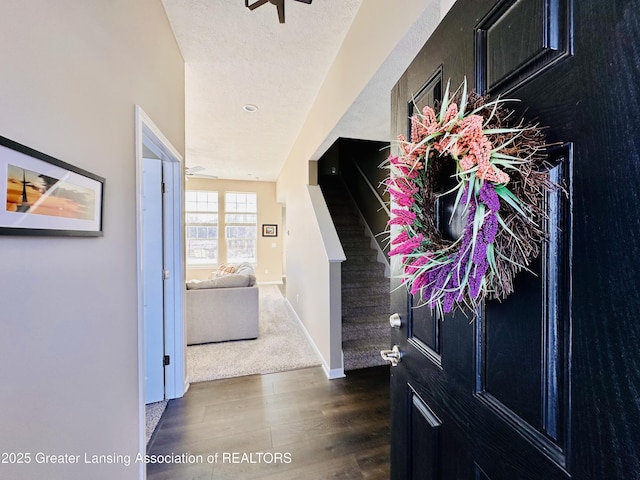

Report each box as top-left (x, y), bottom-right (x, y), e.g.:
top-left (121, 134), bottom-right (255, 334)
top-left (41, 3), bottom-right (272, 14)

top-left (380, 345), bottom-right (402, 366)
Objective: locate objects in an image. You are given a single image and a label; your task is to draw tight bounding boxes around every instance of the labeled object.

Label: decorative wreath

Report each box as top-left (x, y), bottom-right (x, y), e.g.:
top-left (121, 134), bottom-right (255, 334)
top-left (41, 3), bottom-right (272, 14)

top-left (385, 80), bottom-right (554, 315)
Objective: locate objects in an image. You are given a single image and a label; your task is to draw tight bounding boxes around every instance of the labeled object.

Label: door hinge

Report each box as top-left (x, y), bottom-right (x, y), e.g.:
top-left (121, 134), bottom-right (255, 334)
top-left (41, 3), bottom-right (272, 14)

top-left (163, 355), bottom-right (170, 366)
top-left (161, 182), bottom-right (167, 194)
top-left (163, 269), bottom-right (170, 280)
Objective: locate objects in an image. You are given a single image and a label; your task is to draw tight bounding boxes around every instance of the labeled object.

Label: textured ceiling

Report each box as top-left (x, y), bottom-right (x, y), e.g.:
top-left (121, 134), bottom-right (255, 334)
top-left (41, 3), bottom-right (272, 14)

top-left (162, 0), bottom-right (449, 182)
top-left (162, 0), bottom-right (362, 181)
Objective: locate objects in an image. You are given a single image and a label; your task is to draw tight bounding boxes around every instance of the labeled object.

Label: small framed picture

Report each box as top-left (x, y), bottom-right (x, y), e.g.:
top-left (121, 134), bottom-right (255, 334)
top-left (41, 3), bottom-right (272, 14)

top-left (0, 135), bottom-right (105, 236)
top-left (262, 224), bottom-right (277, 237)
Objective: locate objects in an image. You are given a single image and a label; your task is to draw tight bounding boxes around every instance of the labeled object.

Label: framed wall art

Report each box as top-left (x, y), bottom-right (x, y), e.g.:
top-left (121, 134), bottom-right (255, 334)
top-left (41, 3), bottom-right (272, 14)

top-left (0, 135), bottom-right (105, 236)
top-left (262, 224), bottom-right (277, 237)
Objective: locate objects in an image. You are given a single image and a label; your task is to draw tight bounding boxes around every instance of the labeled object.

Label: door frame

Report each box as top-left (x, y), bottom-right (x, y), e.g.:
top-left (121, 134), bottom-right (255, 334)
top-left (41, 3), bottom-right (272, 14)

top-left (135, 105), bottom-right (186, 463)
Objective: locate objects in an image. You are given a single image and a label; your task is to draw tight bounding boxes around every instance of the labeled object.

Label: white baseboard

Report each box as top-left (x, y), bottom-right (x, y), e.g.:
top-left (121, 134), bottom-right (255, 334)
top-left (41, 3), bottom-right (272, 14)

top-left (183, 377), bottom-right (190, 396)
top-left (284, 298), bottom-right (344, 380)
top-left (324, 352), bottom-right (346, 379)
top-left (257, 281), bottom-right (284, 285)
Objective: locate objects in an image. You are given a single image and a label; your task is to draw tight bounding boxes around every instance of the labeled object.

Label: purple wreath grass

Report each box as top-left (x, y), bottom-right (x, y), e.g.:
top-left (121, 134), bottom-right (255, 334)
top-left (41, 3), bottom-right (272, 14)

top-left (395, 182), bottom-right (500, 314)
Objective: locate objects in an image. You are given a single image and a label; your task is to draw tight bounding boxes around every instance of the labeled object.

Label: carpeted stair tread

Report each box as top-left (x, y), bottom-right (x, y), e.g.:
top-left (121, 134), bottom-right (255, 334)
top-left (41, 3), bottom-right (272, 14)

top-left (342, 292), bottom-right (389, 309)
top-left (342, 245), bottom-right (371, 251)
top-left (342, 260), bottom-right (386, 271)
top-left (343, 254), bottom-right (378, 264)
top-left (342, 263), bottom-right (384, 274)
top-left (343, 337), bottom-right (390, 370)
top-left (342, 272), bottom-right (388, 282)
top-left (344, 247), bottom-right (377, 255)
top-left (339, 235), bottom-right (371, 244)
top-left (342, 298), bottom-right (389, 310)
top-left (342, 322), bottom-right (389, 342)
top-left (342, 277), bottom-right (391, 295)
top-left (342, 289), bottom-right (389, 306)
top-left (342, 266), bottom-right (386, 277)
top-left (342, 248), bottom-right (375, 257)
top-left (343, 305), bottom-right (390, 319)
top-left (342, 270), bottom-right (387, 284)
top-left (336, 227), bottom-right (364, 235)
top-left (342, 305), bottom-right (389, 317)
top-left (342, 283), bottom-right (390, 297)
top-left (343, 283), bottom-right (388, 294)
top-left (341, 245), bottom-right (373, 254)
top-left (342, 312), bottom-right (390, 324)
top-left (341, 243), bottom-right (374, 254)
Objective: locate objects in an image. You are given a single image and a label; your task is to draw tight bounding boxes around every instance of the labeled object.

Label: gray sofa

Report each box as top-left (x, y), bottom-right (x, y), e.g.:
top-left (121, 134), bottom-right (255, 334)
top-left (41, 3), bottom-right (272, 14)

top-left (185, 263), bottom-right (258, 345)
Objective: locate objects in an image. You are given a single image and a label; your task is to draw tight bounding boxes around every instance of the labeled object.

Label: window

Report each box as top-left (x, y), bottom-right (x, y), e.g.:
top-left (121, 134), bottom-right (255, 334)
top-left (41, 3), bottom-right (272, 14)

top-left (185, 191), bottom-right (218, 266)
top-left (225, 192), bottom-right (257, 263)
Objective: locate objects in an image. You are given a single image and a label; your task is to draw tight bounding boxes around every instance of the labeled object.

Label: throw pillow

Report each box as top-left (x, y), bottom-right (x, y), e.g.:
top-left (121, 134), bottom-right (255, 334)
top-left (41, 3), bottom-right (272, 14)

top-left (215, 264), bottom-right (237, 277)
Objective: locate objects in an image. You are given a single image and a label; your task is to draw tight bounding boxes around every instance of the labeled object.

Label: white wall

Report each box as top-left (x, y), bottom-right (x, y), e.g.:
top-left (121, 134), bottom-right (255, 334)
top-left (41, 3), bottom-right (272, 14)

top-left (284, 186), bottom-right (345, 375)
top-left (0, 2), bottom-right (184, 479)
top-left (284, 196), bottom-right (332, 368)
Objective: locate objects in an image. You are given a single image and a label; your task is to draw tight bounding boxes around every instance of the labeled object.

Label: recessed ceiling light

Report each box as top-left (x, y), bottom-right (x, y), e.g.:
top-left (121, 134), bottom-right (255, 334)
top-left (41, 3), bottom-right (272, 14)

top-left (243, 104), bottom-right (258, 113)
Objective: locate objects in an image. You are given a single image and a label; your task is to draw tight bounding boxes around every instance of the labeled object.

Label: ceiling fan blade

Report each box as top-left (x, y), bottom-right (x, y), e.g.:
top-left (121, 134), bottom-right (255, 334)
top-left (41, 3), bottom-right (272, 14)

top-left (245, 0), bottom-right (269, 11)
top-left (276, 1), bottom-right (285, 23)
top-left (186, 165), bottom-right (205, 175)
top-left (188, 173), bottom-right (218, 179)
top-left (293, 0), bottom-right (312, 3)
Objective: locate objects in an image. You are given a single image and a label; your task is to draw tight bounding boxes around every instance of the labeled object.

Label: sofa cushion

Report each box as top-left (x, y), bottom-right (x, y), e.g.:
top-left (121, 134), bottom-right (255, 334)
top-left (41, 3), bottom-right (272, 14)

top-left (214, 273), bottom-right (253, 288)
top-left (186, 279), bottom-right (218, 290)
top-left (186, 272), bottom-right (254, 290)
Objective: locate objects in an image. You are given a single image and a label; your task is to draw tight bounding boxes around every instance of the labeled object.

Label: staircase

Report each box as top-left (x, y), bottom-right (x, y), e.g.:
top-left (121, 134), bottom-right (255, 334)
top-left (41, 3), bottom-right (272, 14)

top-left (320, 177), bottom-right (390, 371)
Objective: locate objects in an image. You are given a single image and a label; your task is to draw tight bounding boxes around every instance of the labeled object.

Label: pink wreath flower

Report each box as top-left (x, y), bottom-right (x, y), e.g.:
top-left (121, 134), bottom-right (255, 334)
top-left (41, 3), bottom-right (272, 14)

top-left (388, 233), bottom-right (424, 257)
top-left (389, 208), bottom-right (416, 226)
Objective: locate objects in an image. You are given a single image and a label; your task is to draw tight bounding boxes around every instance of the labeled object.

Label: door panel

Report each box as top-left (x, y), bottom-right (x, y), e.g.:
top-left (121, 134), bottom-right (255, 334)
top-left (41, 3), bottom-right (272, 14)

top-left (143, 157), bottom-right (165, 404)
top-left (476, 145), bottom-right (571, 456)
top-left (390, 0), bottom-right (640, 479)
top-left (410, 389), bottom-right (441, 479)
top-left (476, 0), bottom-right (572, 94)
top-left (410, 295), bottom-right (440, 358)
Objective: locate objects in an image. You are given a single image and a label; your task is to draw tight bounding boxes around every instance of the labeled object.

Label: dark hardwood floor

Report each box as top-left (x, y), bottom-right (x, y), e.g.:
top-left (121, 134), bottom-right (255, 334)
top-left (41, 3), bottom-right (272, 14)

top-left (147, 366), bottom-right (390, 479)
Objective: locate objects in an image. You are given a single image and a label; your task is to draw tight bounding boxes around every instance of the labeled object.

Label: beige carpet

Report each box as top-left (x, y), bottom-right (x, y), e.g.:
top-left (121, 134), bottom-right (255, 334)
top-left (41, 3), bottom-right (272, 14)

top-left (145, 400), bottom-right (168, 444)
top-left (187, 285), bottom-right (321, 382)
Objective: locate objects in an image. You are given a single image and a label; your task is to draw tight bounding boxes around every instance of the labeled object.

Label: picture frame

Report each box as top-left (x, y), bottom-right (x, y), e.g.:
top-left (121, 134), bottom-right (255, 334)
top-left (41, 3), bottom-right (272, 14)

top-left (0, 135), bottom-right (105, 236)
top-left (262, 224), bottom-right (277, 237)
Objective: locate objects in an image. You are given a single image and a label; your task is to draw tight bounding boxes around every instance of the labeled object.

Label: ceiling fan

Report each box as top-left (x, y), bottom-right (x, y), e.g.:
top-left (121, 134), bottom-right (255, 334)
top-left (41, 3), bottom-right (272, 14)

top-left (245, 0), bottom-right (312, 24)
top-left (185, 165), bottom-right (218, 179)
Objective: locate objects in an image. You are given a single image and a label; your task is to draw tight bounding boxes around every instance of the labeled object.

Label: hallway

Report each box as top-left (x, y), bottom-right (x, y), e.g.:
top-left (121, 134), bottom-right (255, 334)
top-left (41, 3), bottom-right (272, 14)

top-left (147, 366), bottom-right (390, 479)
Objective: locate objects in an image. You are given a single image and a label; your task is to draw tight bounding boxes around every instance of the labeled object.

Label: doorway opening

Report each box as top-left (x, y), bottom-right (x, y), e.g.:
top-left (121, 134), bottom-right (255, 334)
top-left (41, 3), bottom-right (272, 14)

top-left (135, 106), bottom-right (186, 464)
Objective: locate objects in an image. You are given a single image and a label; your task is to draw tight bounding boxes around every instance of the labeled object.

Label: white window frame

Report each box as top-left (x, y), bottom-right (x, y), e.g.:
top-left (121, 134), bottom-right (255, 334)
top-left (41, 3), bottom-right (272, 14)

top-left (185, 191), bottom-right (219, 267)
top-left (224, 192), bottom-right (257, 264)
